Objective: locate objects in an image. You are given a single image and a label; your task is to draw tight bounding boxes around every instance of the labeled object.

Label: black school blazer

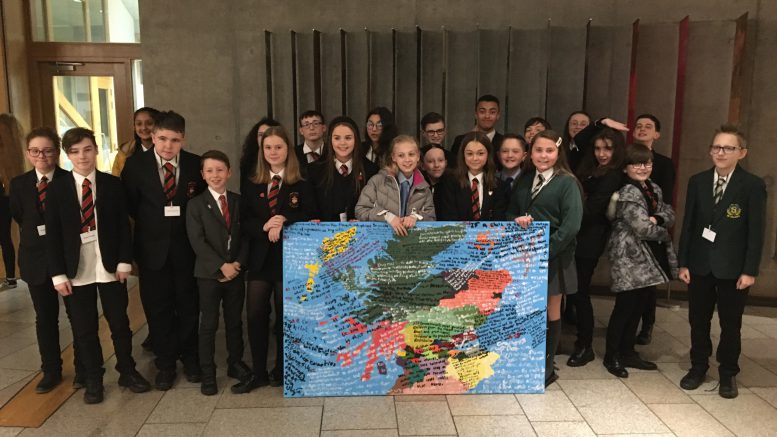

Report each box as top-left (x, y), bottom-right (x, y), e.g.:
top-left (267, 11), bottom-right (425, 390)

top-left (434, 172), bottom-right (509, 221)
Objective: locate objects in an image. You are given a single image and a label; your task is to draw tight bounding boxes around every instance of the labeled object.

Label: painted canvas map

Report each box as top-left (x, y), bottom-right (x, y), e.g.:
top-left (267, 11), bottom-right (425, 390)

top-left (283, 221), bottom-right (548, 397)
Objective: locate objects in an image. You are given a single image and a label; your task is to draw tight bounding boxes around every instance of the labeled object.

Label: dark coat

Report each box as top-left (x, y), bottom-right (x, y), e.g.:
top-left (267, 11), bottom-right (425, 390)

top-left (651, 150), bottom-right (675, 206)
top-left (307, 158), bottom-right (379, 221)
top-left (433, 172), bottom-right (509, 221)
top-left (678, 165), bottom-right (766, 279)
top-left (575, 170), bottom-right (623, 260)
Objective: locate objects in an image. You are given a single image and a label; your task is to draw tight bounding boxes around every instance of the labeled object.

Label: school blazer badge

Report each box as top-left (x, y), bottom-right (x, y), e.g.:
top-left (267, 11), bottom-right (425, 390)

top-left (288, 192), bottom-right (300, 208)
top-left (726, 203), bottom-right (742, 219)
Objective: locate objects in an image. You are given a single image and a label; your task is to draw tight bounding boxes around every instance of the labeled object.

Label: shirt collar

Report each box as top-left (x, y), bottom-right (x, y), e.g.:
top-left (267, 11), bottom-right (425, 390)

top-left (303, 142), bottom-right (322, 155)
top-left (467, 171), bottom-right (483, 185)
top-left (270, 168), bottom-right (285, 181)
top-left (36, 169), bottom-right (55, 182)
top-left (72, 170), bottom-right (96, 186)
top-left (501, 168), bottom-right (521, 180)
top-left (397, 171), bottom-right (412, 185)
top-left (208, 186), bottom-right (227, 203)
top-left (536, 168), bottom-right (554, 183)
top-left (714, 167), bottom-right (734, 181)
top-left (335, 159), bottom-right (353, 173)
top-left (154, 149), bottom-right (179, 168)
top-left (485, 129), bottom-right (496, 141)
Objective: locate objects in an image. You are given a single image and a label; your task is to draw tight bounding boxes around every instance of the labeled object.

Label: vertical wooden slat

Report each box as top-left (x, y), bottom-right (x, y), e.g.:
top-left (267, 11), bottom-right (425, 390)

top-left (503, 27), bottom-right (512, 132)
top-left (416, 26), bottom-right (422, 136)
top-left (582, 19), bottom-right (592, 112)
top-left (543, 19), bottom-right (551, 121)
top-left (626, 19), bottom-right (639, 144)
top-left (441, 27), bottom-right (448, 123)
top-left (313, 29), bottom-right (322, 113)
top-left (391, 28), bottom-right (397, 114)
top-left (670, 16), bottom-right (689, 208)
top-left (290, 30), bottom-right (299, 144)
top-left (264, 30), bottom-right (273, 118)
top-left (340, 29), bottom-right (347, 115)
top-left (366, 28), bottom-right (372, 110)
top-left (728, 13), bottom-right (748, 124)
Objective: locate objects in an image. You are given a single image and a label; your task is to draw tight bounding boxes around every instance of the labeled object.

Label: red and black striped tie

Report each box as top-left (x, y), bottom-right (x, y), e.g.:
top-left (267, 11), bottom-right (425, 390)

top-left (471, 177), bottom-right (481, 220)
top-left (219, 194), bottom-right (231, 232)
top-left (81, 178), bottom-right (96, 233)
top-left (268, 175), bottom-right (281, 216)
top-left (163, 162), bottom-right (176, 202)
top-left (37, 176), bottom-right (48, 213)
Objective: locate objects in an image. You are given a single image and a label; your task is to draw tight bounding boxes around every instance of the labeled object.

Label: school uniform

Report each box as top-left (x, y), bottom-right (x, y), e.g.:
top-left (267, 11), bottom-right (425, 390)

top-left (294, 142), bottom-right (325, 178)
top-left (678, 165), bottom-right (766, 381)
top-left (307, 158), bottom-right (379, 221)
top-left (449, 131), bottom-right (504, 169)
top-left (0, 182), bottom-right (14, 284)
top-left (186, 188), bottom-right (251, 386)
top-left (121, 148), bottom-right (206, 381)
top-left (241, 173), bottom-right (316, 382)
top-left (434, 172), bottom-right (509, 221)
top-left (45, 170), bottom-right (144, 397)
top-left (9, 167), bottom-right (93, 385)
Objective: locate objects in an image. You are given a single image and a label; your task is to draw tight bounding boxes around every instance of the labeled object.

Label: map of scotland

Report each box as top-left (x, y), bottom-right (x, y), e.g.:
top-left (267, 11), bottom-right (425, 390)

top-left (283, 221), bottom-right (548, 396)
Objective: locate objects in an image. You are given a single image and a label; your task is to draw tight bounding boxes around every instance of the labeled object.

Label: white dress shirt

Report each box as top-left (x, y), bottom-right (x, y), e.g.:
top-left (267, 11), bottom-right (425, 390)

top-left (303, 142), bottom-right (323, 163)
top-left (532, 168), bottom-right (555, 196)
top-left (268, 169), bottom-right (285, 194)
top-left (335, 159), bottom-right (353, 175)
top-left (154, 149), bottom-right (179, 185)
top-left (713, 168), bottom-right (734, 198)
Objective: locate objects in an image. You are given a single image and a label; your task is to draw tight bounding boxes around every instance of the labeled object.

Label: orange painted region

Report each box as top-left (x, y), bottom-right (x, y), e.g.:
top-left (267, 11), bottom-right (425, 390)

top-left (361, 320), bottom-right (408, 381)
top-left (439, 269), bottom-right (512, 315)
top-left (472, 232), bottom-right (496, 252)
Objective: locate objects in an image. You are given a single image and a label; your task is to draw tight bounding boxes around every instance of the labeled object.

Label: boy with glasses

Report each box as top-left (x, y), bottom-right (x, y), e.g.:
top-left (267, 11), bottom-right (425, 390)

top-left (420, 112), bottom-right (447, 148)
top-left (294, 110), bottom-right (326, 177)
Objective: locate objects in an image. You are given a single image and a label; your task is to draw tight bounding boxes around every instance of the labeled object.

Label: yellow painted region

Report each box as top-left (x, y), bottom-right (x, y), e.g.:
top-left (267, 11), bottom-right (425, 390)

top-left (300, 263), bottom-right (321, 303)
top-left (445, 352), bottom-right (500, 389)
top-left (320, 227), bottom-right (357, 261)
top-left (402, 323), bottom-right (433, 350)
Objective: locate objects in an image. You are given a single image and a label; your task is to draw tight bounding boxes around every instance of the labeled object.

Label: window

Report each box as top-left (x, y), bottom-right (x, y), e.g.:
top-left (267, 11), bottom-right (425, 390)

top-left (31, 0), bottom-right (140, 43)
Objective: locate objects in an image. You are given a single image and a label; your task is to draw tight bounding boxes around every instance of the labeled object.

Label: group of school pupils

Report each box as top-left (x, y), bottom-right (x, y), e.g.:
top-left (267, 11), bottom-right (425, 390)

top-left (8, 92), bottom-right (766, 405)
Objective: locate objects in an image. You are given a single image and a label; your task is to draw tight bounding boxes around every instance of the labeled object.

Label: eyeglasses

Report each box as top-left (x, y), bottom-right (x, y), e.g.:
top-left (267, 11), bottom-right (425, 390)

top-left (28, 148), bottom-right (57, 157)
top-left (628, 162), bottom-right (653, 169)
top-left (300, 121), bottom-right (323, 129)
top-left (366, 121), bottom-right (383, 130)
top-left (424, 129), bottom-right (445, 136)
top-left (709, 145), bottom-right (741, 155)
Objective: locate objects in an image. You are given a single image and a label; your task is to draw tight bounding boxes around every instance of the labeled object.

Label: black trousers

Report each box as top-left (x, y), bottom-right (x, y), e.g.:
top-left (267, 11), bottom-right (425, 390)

top-left (639, 286), bottom-right (657, 331)
top-left (139, 258), bottom-right (199, 371)
top-left (28, 281), bottom-right (94, 375)
top-left (66, 281), bottom-right (135, 382)
top-left (571, 256), bottom-right (598, 347)
top-left (688, 273), bottom-right (748, 377)
top-left (606, 286), bottom-right (653, 359)
top-left (246, 279), bottom-right (283, 378)
top-left (0, 197), bottom-right (14, 279)
top-left (197, 277), bottom-right (246, 376)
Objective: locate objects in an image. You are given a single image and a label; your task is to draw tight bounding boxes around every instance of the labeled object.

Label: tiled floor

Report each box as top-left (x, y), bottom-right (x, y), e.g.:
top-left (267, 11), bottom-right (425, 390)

top-left (1, 281), bottom-right (777, 436)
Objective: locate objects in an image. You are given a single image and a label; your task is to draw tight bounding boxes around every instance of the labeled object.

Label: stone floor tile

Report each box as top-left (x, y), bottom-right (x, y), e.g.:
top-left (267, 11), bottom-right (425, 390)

top-left (733, 355), bottom-right (777, 388)
top-left (649, 403), bottom-right (733, 437)
top-left (0, 373), bottom-right (35, 408)
top-left (146, 387), bottom-right (221, 424)
top-left (559, 379), bottom-right (670, 434)
top-left (515, 390), bottom-right (582, 421)
top-left (658, 363), bottom-right (756, 396)
top-left (0, 336), bottom-right (36, 361)
top-left (531, 421), bottom-right (595, 436)
top-left (202, 406), bottom-right (321, 437)
top-left (633, 331), bottom-right (690, 363)
top-left (0, 428), bottom-right (23, 437)
top-left (454, 415), bottom-right (534, 436)
top-left (0, 321), bottom-right (33, 340)
top-left (742, 313), bottom-right (777, 326)
top-left (622, 372), bottom-right (693, 404)
top-left (0, 368), bottom-right (35, 391)
top-left (394, 395), bottom-right (447, 402)
top-left (0, 345), bottom-right (45, 371)
top-left (217, 385), bottom-right (323, 408)
top-left (692, 393), bottom-right (777, 436)
top-left (320, 430), bottom-right (399, 437)
top-left (740, 337), bottom-right (777, 368)
top-left (322, 396), bottom-right (396, 430)
top-left (751, 323), bottom-right (777, 339)
top-left (136, 423), bottom-right (206, 437)
top-left (396, 401), bottom-right (456, 435)
top-left (751, 387), bottom-right (777, 408)
top-left (446, 394), bottom-right (522, 415)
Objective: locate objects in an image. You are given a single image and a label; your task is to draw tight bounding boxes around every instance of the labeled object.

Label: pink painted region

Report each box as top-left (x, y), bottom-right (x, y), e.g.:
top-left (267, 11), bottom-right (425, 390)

top-left (342, 317), bottom-right (369, 336)
top-left (335, 339), bottom-right (368, 367)
top-left (439, 270), bottom-right (512, 315)
top-left (361, 320), bottom-right (408, 381)
top-left (393, 374), bottom-right (469, 395)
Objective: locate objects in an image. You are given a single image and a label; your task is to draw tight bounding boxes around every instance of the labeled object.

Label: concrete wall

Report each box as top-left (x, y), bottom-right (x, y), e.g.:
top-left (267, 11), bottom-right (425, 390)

top-left (139, 0), bottom-right (777, 297)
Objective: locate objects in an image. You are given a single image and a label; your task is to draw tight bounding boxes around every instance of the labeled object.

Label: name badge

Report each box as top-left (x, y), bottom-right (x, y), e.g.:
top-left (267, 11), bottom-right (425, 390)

top-left (164, 206), bottom-right (181, 217)
top-left (37, 225), bottom-right (47, 236)
top-left (339, 212), bottom-right (348, 223)
top-left (80, 230), bottom-right (97, 244)
top-left (702, 226), bottom-right (716, 243)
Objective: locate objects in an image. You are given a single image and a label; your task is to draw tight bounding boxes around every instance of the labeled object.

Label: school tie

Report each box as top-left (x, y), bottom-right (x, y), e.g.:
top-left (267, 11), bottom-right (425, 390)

top-left (505, 176), bottom-right (514, 190)
top-left (309, 151), bottom-right (320, 162)
top-left (81, 178), bottom-right (96, 233)
top-left (268, 175), bottom-right (281, 216)
top-left (163, 162), bottom-right (176, 202)
top-left (37, 176), bottom-right (48, 213)
top-left (471, 177), bottom-right (481, 220)
top-left (531, 173), bottom-right (545, 199)
top-left (340, 164), bottom-right (349, 176)
top-left (219, 194), bottom-right (231, 232)
top-left (399, 180), bottom-right (410, 217)
top-left (714, 176), bottom-right (726, 205)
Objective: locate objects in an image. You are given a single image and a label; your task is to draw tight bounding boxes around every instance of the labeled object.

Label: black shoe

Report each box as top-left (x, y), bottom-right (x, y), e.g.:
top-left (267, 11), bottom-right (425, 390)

top-left (141, 334), bottom-right (153, 352)
top-left (566, 346), bottom-right (595, 367)
top-left (183, 367), bottom-right (201, 383)
top-left (620, 354), bottom-right (658, 370)
top-left (544, 371), bottom-right (559, 388)
top-left (73, 373), bottom-right (86, 389)
top-left (155, 369), bottom-right (177, 391)
top-left (35, 372), bottom-right (62, 394)
top-left (227, 361), bottom-right (253, 380)
top-left (118, 370), bottom-right (151, 393)
top-left (201, 375), bottom-right (218, 396)
top-left (231, 374), bottom-right (267, 394)
top-left (603, 357), bottom-right (629, 378)
top-left (680, 369), bottom-right (706, 390)
top-left (83, 381), bottom-right (104, 404)
top-left (636, 327), bottom-right (653, 345)
top-left (719, 375), bottom-right (738, 399)
top-left (269, 369), bottom-right (283, 387)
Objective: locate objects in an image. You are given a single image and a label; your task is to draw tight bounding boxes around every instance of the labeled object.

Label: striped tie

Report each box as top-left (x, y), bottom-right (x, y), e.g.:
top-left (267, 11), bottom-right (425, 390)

top-left (268, 175), bottom-right (281, 216)
top-left (531, 173), bottom-right (545, 199)
top-left (340, 164), bottom-right (349, 176)
top-left (310, 151), bottom-right (320, 162)
top-left (219, 194), bottom-right (231, 232)
top-left (471, 178), bottom-right (481, 220)
top-left (714, 176), bottom-right (726, 205)
top-left (163, 162), bottom-right (176, 202)
top-left (37, 176), bottom-right (48, 213)
top-left (81, 178), bottom-right (95, 233)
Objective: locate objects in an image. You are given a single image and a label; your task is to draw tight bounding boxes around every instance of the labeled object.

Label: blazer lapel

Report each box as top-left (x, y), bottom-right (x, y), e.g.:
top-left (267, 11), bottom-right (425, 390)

top-left (712, 167), bottom-right (744, 224)
top-left (145, 151), bottom-right (166, 201)
top-left (206, 193), bottom-right (228, 229)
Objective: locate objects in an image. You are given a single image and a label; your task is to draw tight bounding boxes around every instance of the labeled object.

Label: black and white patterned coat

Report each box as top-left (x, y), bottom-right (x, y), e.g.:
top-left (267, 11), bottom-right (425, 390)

top-left (606, 182), bottom-right (678, 293)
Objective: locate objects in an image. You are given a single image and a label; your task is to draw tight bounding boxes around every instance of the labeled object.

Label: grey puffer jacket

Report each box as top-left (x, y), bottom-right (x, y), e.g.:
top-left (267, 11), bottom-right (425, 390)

top-left (606, 181), bottom-right (678, 292)
top-left (355, 168), bottom-right (436, 222)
